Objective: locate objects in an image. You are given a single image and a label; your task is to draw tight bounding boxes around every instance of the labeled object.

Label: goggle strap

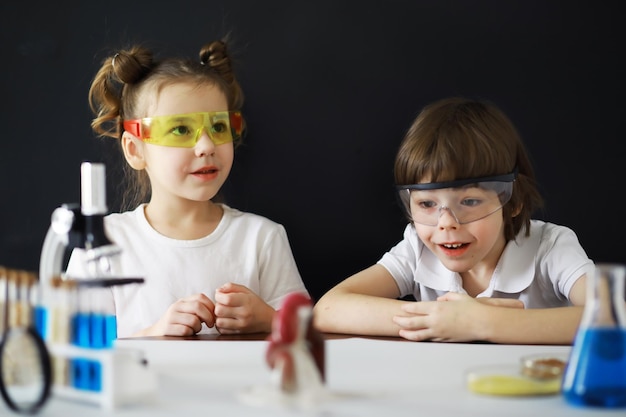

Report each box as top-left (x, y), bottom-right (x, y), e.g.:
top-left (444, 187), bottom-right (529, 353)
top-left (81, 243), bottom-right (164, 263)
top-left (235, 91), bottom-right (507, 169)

top-left (230, 112), bottom-right (243, 135)
top-left (122, 120), bottom-right (141, 138)
top-left (396, 168), bottom-right (518, 191)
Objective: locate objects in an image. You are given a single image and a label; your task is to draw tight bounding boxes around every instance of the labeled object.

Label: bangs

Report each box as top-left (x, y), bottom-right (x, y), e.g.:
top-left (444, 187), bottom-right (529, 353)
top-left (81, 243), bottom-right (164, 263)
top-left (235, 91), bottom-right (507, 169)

top-left (394, 111), bottom-right (516, 186)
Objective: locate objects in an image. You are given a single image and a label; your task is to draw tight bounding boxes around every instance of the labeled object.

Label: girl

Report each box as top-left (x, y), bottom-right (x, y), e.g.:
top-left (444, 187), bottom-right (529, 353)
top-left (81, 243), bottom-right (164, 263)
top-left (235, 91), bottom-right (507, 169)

top-left (69, 40), bottom-right (308, 337)
top-left (313, 97), bottom-right (593, 345)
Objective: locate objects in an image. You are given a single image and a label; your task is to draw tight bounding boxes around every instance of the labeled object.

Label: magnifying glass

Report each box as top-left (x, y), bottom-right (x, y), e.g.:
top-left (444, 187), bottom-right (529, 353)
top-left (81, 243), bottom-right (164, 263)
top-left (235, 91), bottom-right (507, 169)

top-left (0, 268), bottom-right (52, 414)
top-left (0, 326), bottom-right (52, 414)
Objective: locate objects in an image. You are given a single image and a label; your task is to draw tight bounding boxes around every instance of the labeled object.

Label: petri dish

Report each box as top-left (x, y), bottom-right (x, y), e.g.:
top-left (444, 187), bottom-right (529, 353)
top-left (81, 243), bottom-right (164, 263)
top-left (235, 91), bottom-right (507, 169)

top-left (466, 362), bottom-right (562, 396)
top-left (520, 353), bottom-right (568, 380)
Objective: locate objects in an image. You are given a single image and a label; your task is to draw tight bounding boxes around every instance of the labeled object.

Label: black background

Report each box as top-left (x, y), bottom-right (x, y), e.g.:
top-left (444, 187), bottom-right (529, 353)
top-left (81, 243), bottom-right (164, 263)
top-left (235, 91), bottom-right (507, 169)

top-left (1, 1), bottom-right (623, 302)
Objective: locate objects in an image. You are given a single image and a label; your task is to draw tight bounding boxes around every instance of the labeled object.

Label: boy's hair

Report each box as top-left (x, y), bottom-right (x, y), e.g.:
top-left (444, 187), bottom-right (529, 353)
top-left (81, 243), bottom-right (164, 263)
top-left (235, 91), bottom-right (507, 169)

top-left (87, 39), bottom-right (244, 210)
top-left (394, 97), bottom-right (543, 241)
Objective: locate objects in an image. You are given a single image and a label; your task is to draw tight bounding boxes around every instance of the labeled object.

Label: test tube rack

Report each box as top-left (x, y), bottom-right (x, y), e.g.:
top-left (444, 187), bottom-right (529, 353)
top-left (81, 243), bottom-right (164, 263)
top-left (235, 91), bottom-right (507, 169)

top-left (0, 266), bottom-right (157, 412)
top-left (45, 341), bottom-right (156, 409)
top-left (35, 275), bottom-right (157, 410)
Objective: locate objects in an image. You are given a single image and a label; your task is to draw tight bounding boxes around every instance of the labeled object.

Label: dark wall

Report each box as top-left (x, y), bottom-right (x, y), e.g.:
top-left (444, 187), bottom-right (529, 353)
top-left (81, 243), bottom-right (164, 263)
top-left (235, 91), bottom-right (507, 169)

top-left (1, 1), bottom-right (623, 302)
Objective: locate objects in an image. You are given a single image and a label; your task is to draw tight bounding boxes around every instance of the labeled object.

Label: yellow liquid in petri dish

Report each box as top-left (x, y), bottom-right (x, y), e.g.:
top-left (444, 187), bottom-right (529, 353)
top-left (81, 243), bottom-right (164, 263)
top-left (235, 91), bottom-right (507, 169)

top-left (467, 374), bottom-right (561, 396)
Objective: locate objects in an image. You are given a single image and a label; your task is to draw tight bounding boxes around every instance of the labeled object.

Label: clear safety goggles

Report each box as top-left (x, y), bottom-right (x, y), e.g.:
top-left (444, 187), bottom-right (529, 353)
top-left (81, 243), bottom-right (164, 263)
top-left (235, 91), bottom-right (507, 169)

top-left (396, 171), bottom-right (517, 226)
top-left (123, 111), bottom-right (243, 148)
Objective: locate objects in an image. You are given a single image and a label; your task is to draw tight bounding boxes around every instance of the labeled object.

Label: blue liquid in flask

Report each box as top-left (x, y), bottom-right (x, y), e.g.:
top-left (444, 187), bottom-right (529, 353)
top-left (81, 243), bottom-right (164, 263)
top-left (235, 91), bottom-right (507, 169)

top-left (562, 263), bottom-right (626, 408)
top-left (562, 327), bottom-right (626, 408)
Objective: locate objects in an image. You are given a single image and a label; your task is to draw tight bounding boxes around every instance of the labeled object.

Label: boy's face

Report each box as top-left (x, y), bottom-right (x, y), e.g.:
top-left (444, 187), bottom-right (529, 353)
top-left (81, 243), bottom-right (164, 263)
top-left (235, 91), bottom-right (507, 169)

top-left (397, 170), bottom-right (516, 274)
top-left (414, 201), bottom-right (507, 275)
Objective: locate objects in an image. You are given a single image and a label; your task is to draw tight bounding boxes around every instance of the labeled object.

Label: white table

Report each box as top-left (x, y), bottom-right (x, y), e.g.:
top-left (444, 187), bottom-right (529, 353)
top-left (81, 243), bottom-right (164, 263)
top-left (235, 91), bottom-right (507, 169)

top-left (3, 335), bottom-right (623, 416)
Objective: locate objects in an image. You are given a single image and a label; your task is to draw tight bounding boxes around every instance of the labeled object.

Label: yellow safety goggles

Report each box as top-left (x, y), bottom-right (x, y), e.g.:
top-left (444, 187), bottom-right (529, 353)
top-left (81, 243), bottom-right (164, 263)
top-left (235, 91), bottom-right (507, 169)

top-left (123, 111), bottom-right (243, 148)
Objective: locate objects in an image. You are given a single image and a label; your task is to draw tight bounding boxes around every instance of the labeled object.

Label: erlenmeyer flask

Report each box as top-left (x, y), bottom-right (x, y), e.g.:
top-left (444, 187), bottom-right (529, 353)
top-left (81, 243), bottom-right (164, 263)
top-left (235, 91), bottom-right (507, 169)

top-left (562, 263), bottom-right (626, 408)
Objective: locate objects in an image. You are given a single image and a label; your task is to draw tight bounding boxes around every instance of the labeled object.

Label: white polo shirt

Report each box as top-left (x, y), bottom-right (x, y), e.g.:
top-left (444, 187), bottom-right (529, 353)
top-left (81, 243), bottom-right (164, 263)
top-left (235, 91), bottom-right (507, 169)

top-left (378, 220), bottom-right (594, 307)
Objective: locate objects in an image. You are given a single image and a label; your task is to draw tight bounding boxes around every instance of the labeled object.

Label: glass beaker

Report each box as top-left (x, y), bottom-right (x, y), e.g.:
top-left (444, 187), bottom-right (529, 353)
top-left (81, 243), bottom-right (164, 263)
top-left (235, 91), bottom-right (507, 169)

top-left (562, 263), bottom-right (626, 408)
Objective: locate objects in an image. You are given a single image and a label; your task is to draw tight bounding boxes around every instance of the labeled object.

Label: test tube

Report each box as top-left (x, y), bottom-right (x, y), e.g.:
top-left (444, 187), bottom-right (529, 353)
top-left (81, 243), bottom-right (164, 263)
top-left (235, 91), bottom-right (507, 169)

top-left (17, 270), bottom-right (35, 327)
top-left (71, 283), bottom-right (103, 391)
top-left (7, 269), bottom-right (20, 329)
top-left (49, 276), bottom-right (76, 387)
top-left (0, 266), bottom-right (7, 338)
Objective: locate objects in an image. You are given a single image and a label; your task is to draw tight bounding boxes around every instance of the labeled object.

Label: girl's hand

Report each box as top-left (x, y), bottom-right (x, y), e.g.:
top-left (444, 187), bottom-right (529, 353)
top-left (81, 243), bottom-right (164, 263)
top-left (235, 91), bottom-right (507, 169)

top-left (138, 293), bottom-right (216, 337)
top-left (214, 282), bottom-right (275, 334)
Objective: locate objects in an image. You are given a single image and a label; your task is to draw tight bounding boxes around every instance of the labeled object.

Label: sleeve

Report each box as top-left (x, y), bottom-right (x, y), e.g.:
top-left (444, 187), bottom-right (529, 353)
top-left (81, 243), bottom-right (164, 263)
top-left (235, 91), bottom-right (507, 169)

top-left (257, 224), bottom-right (309, 308)
top-left (538, 223), bottom-right (594, 300)
top-left (66, 248), bottom-right (88, 278)
top-left (377, 224), bottom-right (419, 297)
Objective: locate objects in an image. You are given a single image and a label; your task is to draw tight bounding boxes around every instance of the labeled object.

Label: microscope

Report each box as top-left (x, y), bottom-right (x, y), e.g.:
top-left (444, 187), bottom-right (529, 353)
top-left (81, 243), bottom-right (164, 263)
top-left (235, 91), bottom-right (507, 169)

top-left (35, 162), bottom-right (156, 409)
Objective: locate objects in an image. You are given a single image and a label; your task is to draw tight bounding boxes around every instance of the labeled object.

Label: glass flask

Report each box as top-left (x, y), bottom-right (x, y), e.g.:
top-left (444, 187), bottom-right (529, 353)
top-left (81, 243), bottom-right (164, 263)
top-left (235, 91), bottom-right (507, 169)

top-left (562, 263), bottom-right (626, 408)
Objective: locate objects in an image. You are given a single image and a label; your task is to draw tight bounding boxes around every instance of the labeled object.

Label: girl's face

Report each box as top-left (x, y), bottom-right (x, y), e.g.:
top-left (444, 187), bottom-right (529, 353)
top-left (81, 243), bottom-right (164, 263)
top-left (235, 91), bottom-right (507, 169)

top-left (137, 83), bottom-right (234, 206)
top-left (413, 200), bottom-right (507, 275)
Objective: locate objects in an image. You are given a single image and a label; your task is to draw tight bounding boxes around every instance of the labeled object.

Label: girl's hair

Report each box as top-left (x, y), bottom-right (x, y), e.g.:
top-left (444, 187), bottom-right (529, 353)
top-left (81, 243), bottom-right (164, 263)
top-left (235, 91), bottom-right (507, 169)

top-left (394, 97), bottom-right (543, 241)
top-left (88, 39), bottom-right (245, 210)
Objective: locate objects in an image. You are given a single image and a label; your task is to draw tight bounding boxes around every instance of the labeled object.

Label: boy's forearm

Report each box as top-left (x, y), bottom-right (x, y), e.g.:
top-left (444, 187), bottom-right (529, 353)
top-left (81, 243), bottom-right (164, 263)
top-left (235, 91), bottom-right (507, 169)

top-left (314, 293), bottom-right (404, 337)
top-left (481, 306), bottom-right (584, 345)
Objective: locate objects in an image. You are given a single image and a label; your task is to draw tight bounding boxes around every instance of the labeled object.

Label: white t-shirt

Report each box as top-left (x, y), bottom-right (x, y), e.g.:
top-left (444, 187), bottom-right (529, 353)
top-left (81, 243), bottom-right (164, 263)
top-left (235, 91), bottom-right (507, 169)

top-left (378, 220), bottom-right (594, 307)
top-left (67, 204), bottom-right (308, 337)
